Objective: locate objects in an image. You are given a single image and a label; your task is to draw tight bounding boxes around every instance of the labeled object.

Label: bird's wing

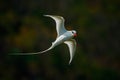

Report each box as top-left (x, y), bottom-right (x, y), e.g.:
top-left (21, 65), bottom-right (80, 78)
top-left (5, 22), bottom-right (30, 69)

top-left (64, 39), bottom-right (76, 64)
top-left (44, 15), bottom-right (67, 37)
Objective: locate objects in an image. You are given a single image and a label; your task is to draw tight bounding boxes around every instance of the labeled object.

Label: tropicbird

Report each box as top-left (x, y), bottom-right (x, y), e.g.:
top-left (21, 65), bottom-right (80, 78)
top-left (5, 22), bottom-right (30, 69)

top-left (13, 15), bottom-right (77, 64)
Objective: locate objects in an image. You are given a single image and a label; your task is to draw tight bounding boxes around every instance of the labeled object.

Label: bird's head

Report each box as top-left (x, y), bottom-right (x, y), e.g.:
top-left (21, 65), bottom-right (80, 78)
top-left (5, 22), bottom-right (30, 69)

top-left (71, 30), bottom-right (77, 37)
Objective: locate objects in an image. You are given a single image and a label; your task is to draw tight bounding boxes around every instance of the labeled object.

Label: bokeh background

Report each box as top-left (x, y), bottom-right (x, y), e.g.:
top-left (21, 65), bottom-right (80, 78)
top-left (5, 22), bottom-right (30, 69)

top-left (0, 0), bottom-right (120, 80)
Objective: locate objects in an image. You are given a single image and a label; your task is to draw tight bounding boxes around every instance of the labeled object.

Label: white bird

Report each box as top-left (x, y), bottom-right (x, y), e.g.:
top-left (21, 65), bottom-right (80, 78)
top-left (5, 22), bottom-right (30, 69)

top-left (13, 15), bottom-right (77, 64)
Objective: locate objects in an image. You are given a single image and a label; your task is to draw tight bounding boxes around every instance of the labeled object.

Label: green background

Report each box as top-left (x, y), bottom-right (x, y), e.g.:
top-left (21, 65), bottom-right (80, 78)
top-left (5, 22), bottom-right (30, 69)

top-left (0, 0), bottom-right (119, 80)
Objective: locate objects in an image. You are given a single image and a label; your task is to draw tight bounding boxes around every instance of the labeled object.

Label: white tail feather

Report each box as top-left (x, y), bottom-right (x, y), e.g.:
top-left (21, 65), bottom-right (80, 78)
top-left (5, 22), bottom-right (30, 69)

top-left (11, 46), bottom-right (54, 55)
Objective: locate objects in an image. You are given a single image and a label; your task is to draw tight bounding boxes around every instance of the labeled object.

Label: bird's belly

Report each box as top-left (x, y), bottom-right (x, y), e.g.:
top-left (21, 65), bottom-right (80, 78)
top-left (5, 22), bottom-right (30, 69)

top-left (53, 35), bottom-right (72, 46)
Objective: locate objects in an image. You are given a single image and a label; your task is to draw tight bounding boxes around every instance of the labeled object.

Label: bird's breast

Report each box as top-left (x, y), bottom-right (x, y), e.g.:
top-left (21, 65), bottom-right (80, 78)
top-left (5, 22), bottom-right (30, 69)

top-left (53, 34), bottom-right (73, 46)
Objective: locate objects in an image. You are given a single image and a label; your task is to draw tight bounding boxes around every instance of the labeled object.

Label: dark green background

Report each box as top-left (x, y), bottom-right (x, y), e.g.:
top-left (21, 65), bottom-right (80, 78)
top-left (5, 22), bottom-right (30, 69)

top-left (0, 0), bottom-right (119, 80)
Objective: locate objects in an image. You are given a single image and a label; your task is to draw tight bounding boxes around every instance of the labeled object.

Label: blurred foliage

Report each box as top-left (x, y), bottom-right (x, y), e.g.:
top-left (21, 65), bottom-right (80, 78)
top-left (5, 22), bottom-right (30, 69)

top-left (0, 0), bottom-right (120, 80)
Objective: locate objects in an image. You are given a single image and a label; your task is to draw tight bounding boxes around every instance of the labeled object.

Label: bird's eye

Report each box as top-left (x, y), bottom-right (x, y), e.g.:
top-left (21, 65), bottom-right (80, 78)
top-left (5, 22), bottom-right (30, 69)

top-left (72, 31), bottom-right (74, 34)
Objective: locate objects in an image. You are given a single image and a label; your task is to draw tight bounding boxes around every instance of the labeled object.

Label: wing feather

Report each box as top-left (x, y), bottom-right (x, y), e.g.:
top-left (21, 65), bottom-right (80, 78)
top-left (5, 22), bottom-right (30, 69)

top-left (44, 15), bottom-right (67, 37)
top-left (64, 39), bottom-right (76, 64)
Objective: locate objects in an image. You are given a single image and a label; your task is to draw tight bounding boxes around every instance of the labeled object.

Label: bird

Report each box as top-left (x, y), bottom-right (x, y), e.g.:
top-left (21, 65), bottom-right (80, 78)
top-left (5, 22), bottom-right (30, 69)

top-left (13, 15), bottom-right (77, 64)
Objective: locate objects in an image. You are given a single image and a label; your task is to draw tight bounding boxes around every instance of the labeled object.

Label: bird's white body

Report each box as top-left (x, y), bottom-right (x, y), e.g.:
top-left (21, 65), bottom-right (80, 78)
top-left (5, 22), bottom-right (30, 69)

top-left (14, 15), bottom-right (77, 64)
top-left (53, 31), bottom-right (74, 46)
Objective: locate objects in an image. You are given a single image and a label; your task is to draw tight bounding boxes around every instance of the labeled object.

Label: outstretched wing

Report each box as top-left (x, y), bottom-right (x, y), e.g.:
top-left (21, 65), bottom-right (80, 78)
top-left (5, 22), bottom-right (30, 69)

top-left (64, 39), bottom-right (76, 64)
top-left (44, 15), bottom-right (67, 37)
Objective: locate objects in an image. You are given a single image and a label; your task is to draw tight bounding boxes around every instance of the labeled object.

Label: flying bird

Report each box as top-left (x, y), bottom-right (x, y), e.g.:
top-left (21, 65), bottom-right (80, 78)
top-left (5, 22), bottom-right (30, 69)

top-left (13, 15), bottom-right (77, 64)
